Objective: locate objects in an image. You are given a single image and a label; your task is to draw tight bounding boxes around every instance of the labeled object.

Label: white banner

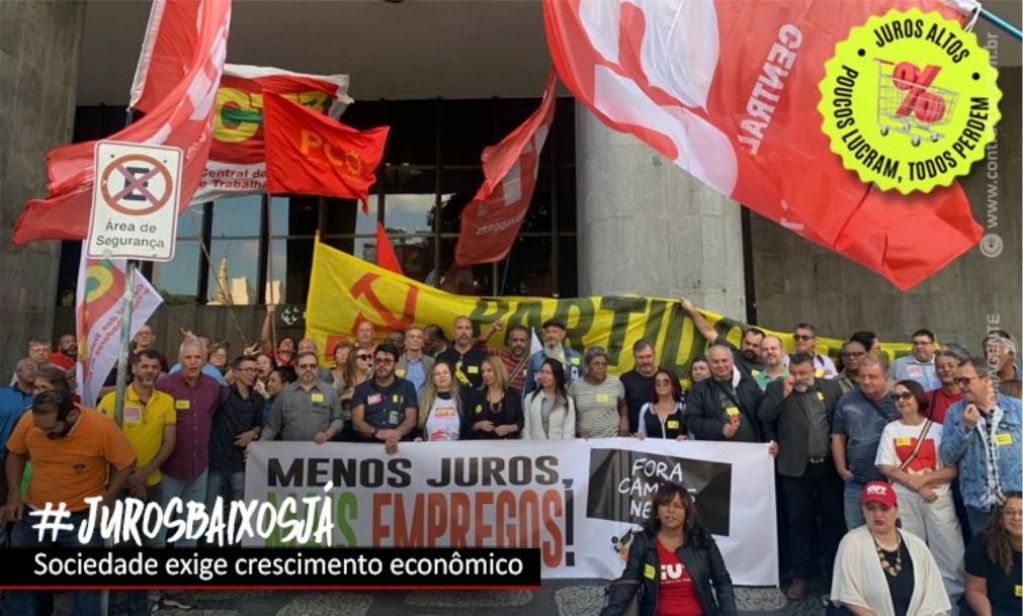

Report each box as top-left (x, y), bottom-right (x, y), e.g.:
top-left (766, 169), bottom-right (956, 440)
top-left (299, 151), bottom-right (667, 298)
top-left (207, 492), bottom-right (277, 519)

top-left (244, 438), bottom-right (778, 586)
top-left (75, 246), bottom-right (164, 407)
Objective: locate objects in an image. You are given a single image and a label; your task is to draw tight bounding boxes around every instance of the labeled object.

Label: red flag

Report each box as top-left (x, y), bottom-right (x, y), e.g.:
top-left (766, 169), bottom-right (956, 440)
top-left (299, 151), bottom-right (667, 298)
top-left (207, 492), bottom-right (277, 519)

top-left (543, 0), bottom-right (981, 290)
top-left (375, 222), bottom-right (404, 275)
top-left (129, 0), bottom-right (201, 113)
top-left (262, 92), bottom-right (388, 213)
top-left (196, 64), bottom-right (351, 202)
top-left (13, 0), bottom-right (231, 245)
top-left (454, 72), bottom-right (557, 266)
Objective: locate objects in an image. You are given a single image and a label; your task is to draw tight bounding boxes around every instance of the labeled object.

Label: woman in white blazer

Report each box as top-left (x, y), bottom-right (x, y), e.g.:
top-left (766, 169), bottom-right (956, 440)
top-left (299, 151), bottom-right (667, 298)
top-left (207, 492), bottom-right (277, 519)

top-left (522, 358), bottom-right (576, 440)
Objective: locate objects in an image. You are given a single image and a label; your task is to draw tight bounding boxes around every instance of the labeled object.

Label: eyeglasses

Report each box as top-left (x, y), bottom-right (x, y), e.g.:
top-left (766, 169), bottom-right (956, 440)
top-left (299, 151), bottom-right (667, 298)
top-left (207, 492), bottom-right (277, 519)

top-left (892, 393), bottom-right (914, 401)
top-left (297, 363), bottom-right (318, 370)
top-left (912, 340), bottom-right (934, 346)
top-left (793, 335), bottom-right (814, 341)
top-left (1003, 509), bottom-right (1023, 519)
top-left (654, 379), bottom-right (672, 385)
top-left (953, 376), bottom-right (982, 386)
top-left (356, 354), bottom-right (372, 361)
top-left (841, 351), bottom-right (866, 358)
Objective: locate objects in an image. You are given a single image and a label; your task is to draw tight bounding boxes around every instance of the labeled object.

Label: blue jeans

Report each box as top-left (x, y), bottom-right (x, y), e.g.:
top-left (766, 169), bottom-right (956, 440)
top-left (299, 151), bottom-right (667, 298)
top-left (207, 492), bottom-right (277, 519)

top-left (4, 509), bottom-right (102, 616)
top-left (843, 479), bottom-right (866, 530)
top-left (157, 469), bottom-right (208, 548)
top-left (966, 507), bottom-right (991, 537)
top-left (205, 469), bottom-right (245, 510)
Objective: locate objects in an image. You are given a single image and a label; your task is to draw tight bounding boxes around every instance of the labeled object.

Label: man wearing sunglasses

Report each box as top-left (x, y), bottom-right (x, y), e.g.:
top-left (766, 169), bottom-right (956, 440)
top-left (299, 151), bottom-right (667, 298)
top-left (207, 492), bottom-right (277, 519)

top-left (941, 356), bottom-right (1023, 537)
top-left (793, 323), bottom-right (838, 380)
top-left (260, 351), bottom-right (342, 444)
top-left (351, 343), bottom-right (418, 455)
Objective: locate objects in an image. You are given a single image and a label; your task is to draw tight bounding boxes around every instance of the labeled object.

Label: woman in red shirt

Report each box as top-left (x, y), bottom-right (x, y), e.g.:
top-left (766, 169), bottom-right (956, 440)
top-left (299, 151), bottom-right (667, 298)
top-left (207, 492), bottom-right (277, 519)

top-left (602, 482), bottom-right (737, 616)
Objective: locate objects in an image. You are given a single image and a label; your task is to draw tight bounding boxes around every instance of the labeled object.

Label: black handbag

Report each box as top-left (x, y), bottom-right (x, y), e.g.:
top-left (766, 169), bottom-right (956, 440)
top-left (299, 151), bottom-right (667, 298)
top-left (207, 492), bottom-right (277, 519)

top-left (604, 577), bottom-right (642, 616)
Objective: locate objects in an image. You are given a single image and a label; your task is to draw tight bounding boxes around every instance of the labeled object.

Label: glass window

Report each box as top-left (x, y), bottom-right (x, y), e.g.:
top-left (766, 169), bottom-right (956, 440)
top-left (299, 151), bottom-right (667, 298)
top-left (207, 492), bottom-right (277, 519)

top-left (269, 196), bottom-right (290, 237)
top-left (267, 238), bottom-right (287, 304)
top-left (440, 99), bottom-right (496, 165)
top-left (437, 168), bottom-right (484, 234)
top-left (211, 195), bottom-right (262, 238)
top-left (152, 240), bottom-right (201, 302)
top-left (205, 239), bottom-right (261, 305)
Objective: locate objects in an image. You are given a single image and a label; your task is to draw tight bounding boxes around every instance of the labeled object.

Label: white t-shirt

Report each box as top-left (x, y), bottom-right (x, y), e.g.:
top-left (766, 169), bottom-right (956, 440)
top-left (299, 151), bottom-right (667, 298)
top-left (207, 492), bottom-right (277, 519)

top-left (424, 394), bottom-right (461, 442)
top-left (875, 420), bottom-right (947, 491)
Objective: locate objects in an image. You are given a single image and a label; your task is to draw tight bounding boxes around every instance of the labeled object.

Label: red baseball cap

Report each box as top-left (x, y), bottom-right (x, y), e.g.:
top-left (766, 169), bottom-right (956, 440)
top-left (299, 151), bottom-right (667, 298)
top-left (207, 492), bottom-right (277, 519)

top-left (861, 481), bottom-right (898, 508)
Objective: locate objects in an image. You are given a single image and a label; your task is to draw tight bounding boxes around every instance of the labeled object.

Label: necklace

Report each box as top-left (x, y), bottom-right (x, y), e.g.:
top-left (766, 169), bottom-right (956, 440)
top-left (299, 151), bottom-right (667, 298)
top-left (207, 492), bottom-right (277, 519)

top-left (488, 391), bottom-right (504, 414)
top-left (873, 533), bottom-right (902, 577)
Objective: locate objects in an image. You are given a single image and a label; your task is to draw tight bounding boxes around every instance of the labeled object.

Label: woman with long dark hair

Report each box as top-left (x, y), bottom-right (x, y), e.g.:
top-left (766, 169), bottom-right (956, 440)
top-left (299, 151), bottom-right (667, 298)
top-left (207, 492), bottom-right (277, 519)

top-left (523, 358), bottom-right (576, 439)
top-left (601, 482), bottom-right (736, 616)
top-left (635, 369), bottom-right (687, 440)
top-left (964, 492), bottom-right (1022, 616)
top-left (875, 379), bottom-right (963, 603)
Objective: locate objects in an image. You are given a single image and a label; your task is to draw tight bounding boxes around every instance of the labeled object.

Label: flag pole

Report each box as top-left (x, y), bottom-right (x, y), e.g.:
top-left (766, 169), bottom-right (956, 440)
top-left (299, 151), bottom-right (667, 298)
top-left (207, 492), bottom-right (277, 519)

top-left (980, 6), bottom-right (1022, 41)
top-left (265, 193), bottom-right (278, 354)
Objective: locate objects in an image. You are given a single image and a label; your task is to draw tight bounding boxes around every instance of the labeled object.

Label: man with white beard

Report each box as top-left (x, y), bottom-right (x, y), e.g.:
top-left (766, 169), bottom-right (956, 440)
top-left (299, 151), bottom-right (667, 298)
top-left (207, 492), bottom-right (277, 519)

top-left (524, 319), bottom-right (584, 395)
top-left (759, 352), bottom-right (846, 601)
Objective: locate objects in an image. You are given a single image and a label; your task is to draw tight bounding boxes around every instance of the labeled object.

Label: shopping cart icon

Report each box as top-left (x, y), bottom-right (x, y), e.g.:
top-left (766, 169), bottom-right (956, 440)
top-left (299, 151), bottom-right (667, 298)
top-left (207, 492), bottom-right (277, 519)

top-left (875, 59), bottom-right (958, 146)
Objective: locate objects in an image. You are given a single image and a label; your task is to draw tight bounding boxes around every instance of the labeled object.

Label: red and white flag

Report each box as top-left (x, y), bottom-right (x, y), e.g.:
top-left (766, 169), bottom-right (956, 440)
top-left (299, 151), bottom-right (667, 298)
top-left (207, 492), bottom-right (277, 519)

top-left (74, 248), bottom-right (163, 408)
top-left (544, 0), bottom-right (982, 290)
top-left (13, 0), bottom-right (231, 244)
top-left (454, 72), bottom-right (557, 266)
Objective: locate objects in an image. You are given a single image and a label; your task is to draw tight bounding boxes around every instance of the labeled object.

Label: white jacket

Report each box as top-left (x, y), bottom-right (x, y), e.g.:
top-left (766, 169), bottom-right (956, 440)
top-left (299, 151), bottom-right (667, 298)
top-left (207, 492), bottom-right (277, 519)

top-left (831, 526), bottom-right (951, 616)
top-left (522, 389), bottom-right (576, 440)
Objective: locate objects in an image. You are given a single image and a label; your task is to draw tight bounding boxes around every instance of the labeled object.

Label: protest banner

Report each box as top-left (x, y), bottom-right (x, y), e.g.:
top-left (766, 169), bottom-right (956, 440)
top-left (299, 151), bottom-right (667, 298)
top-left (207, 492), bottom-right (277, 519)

top-left (244, 438), bottom-right (778, 586)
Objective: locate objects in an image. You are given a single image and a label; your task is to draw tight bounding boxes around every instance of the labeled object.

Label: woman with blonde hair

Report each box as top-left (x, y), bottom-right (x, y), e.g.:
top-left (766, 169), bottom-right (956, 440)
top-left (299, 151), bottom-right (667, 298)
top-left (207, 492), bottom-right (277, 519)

top-left (468, 356), bottom-right (523, 440)
top-left (415, 361), bottom-right (465, 441)
top-left (337, 347), bottom-right (372, 441)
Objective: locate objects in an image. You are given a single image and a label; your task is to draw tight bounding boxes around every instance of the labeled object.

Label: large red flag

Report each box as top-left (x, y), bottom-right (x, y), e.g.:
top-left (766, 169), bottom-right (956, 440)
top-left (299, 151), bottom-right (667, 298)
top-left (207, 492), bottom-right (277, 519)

top-left (544, 0), bottom-right (982, 290)
top-left (454, 72), bottom-right (558, 266)
top-left (129, 0), bottom-right (202, 114)
top-left (12, 0), bottom-right (231, 245)
top-left (263, 92), bottom-right (388, 212)
top-left (375, 222), bottom-right (404, 275)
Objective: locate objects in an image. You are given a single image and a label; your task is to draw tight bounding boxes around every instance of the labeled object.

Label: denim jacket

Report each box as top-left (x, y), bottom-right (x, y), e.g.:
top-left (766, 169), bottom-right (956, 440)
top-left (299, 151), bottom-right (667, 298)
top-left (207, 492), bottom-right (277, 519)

top-left (940, 394), bottom-right (1022, 511)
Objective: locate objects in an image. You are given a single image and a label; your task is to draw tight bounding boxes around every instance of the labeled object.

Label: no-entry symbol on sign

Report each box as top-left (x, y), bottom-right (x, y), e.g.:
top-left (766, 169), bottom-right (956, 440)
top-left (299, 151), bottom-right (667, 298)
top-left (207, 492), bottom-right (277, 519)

top-left (87, 142), bottom-right (182, 262)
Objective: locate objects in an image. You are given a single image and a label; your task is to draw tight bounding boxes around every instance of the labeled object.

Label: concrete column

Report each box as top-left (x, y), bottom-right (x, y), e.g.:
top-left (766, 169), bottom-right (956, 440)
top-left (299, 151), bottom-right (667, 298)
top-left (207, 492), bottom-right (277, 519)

top-left (575, 103), bottom-right (747, 317)
top-left (0, 0), bottom-right (86, 376)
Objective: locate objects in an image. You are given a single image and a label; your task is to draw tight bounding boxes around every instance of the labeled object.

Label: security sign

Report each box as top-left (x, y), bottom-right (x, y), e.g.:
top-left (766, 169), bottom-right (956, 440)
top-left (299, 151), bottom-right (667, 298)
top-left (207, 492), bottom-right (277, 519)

top-left (87, 141), bottom-right (182, 261)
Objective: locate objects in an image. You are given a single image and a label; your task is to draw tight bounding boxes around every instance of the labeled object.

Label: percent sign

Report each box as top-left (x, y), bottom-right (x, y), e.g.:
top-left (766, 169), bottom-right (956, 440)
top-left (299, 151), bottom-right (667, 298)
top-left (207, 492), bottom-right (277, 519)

top-left (892, 62), bottom-right (945, 123)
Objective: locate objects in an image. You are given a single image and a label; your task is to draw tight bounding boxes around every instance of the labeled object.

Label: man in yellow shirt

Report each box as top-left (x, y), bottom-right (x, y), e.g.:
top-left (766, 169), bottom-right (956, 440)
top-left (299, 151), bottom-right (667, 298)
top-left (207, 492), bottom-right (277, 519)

top-left (98, 349), bottom-right (176, 505)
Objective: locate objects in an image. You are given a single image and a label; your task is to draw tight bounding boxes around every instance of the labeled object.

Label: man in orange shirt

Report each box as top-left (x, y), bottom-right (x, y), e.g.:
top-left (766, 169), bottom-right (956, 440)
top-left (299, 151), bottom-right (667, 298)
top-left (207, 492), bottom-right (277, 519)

top-left (2, 389), bottom-right (136, 616)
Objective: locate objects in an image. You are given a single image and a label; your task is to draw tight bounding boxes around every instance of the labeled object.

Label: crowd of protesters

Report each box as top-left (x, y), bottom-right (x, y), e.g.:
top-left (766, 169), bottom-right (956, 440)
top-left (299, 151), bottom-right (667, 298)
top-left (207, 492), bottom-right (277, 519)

top-left (0, 298), bottom-right (1020, 616)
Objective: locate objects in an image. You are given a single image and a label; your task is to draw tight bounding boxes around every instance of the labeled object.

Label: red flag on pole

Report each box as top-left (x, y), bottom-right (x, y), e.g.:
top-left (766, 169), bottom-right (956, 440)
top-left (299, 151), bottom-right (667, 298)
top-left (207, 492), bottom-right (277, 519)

top-left (262, 92), bottom-right (388, 213)
top-left (543, 0), bottom-right (981, 290)
top-left (12, 0), bottom-right (231, 245)
top-left (375, 222), bottom-right (404, 275)
top-left (129, 0), bottom-right (203, 114)
top-left (454, 72), bottom-right (558, 266)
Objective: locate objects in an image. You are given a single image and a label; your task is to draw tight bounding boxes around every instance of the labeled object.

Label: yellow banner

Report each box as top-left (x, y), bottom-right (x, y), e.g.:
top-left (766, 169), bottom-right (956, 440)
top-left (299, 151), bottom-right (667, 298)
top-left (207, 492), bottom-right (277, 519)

top-left (307, 242), bottom-right (911, 378)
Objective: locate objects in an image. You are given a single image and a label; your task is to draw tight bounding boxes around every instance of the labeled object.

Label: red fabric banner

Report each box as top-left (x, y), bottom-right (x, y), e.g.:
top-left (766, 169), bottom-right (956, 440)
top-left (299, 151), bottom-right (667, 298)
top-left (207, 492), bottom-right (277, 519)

top-left (13, 0), bottom-right (231, 245)
top-left (454, 72), bottom-right (558, 266)
top-left (263, 92), bottom-right (388, 212)
top-left (129, 0), bottom-right (202, 113)
top-left (543, 0), bottom-right (982, 290)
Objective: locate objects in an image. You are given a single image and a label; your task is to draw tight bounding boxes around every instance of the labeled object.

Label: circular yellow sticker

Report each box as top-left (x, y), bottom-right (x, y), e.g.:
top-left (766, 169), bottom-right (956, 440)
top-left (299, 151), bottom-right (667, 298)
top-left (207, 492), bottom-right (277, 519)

top-left (818, 9), bottom-right (1001, 193)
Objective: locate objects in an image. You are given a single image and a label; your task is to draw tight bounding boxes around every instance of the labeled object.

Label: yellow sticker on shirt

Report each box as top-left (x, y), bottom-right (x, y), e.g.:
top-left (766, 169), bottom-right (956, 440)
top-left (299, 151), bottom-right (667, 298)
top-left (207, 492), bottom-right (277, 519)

top-left (643, 564), bottom-right (656, 579)
top-left (468, 365), bottom-right (479, 374)
top-left (1015, 584), bottom-right (1022, 597)
top-left (896, 437), bottom-right (912, 447)
top-left (596, 393), bottom-right (610, 403)
top-left (310, 393), bottom-right (324, 403)
top-left (395, 369), bottom-right (406, 378)
top-left (175, 400), bottom-right (190, 410)
top-left (475, 404), bottom-right (483, 415)
top-left (815, 369), bottom-right (824, 378)
top-left (435, 406), bottom-right (455, 418)
top-left (393, 394), bottom-right (403, 404)
top-left (570, 357), bottom-right (581, 365)
top-left (994, 433), bottom-right (1013, 446)
top-left (667, 420), bottom-right (680, 430)
top-left (816, 392), bottom-right (825, 401)
top-left (124, 405), bottom-right (142, 424)
top-left (726, 406), bottom-right (740, 417)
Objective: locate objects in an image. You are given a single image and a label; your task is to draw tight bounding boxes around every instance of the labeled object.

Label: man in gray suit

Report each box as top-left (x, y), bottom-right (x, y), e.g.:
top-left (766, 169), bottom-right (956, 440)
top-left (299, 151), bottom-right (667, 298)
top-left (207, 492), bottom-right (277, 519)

top-left (759, 352), bottom-right (845, 601)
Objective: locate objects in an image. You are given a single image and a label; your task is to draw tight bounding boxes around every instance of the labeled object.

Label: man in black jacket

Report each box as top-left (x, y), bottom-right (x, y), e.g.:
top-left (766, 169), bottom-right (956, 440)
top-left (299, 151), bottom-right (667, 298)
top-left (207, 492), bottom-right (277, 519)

top-left (684, 344), bottom-right (766, 442)
top-left (759, 352), bottom-right (845, 600)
